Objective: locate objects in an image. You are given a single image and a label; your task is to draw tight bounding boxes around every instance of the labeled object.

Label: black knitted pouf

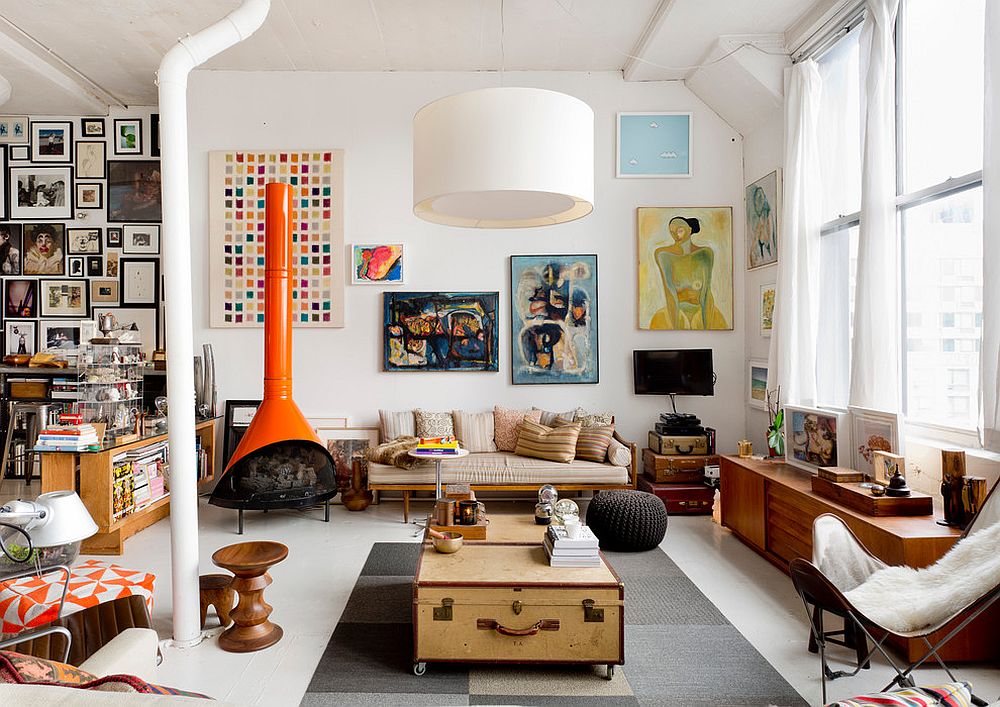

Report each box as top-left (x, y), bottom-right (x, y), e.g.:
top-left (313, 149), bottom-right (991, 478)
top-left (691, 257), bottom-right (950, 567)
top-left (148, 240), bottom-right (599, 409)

top-left (586, 490), bottom-right (668, 552)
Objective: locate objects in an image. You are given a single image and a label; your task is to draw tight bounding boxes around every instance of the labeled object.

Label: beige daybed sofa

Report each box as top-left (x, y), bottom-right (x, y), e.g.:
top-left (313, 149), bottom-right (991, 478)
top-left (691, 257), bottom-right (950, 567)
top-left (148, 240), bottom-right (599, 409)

top-left (367, 408), bottom-right (638, 521)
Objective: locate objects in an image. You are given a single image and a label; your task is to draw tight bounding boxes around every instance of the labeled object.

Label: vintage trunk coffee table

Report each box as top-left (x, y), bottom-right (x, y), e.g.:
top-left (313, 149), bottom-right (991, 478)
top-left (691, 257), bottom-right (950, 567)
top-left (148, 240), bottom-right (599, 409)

top-left (413, 513), bottom-right (625, 678)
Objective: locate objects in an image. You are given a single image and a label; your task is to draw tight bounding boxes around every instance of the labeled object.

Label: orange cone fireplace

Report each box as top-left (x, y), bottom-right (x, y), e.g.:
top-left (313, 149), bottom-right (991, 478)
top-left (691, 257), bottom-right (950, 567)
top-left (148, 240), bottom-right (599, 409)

top-left (209, 182), bottom-right (336, 533)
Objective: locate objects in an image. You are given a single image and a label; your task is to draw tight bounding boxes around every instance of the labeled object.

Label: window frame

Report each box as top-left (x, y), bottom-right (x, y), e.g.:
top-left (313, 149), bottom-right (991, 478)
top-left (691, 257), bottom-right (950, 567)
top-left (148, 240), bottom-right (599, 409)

top-left (816, 0), bottom-right (985, 442)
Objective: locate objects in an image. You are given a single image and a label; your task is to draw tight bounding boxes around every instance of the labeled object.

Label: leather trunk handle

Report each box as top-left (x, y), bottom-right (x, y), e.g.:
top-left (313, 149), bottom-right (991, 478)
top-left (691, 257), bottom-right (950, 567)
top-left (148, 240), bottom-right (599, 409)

top-left (477, 618), bottom-right (560, 636)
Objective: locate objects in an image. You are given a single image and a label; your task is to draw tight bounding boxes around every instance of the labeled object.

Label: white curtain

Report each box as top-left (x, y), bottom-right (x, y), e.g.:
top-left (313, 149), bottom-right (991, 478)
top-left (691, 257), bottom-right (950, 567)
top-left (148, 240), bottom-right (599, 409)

top-left (849, 0), bottom-right (901, 412)
top-left (768, 61), bottom-right (823, 407)
top-left (981, 0), bottom-right (1000, 451)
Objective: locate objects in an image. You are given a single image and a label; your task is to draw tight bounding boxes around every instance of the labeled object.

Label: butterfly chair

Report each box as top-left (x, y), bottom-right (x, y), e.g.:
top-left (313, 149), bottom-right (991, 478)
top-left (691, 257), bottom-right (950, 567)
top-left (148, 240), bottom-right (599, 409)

top-left (790, 479), bottom-right (1000, 706)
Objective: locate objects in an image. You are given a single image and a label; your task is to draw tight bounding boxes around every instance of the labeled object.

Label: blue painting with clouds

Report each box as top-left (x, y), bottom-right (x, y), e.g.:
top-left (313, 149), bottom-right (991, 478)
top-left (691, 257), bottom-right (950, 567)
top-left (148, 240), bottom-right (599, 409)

top-left (618, 113), bottom-right (691, 176)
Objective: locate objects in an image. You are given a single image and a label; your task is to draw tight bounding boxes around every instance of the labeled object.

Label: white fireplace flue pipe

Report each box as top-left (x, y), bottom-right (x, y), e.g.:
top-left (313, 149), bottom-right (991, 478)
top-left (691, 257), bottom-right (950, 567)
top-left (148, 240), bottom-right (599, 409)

top-left (156, 0), bottom-right (270, 647)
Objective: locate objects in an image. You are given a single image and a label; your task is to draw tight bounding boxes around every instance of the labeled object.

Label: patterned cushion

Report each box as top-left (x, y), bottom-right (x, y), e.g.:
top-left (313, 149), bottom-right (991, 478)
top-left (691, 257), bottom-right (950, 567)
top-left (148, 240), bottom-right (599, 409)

top-left (365, 436), bottom-right (420, 469)
top-left (607, 437), bottom-right (632, 466)
top-left (573, 407), bottom-right (614, 427)
top-left (574, 424), bottom-right (614, 463)
top-left (0, 651), bottom-right (211, 698)
top-left (452, 410), bottom-right (497, 453)
top-left (493, 407), bottom-right (542, 452)
top-left (514, 420), bottom-right (581, 464)
top-left (0, 651), bottom-right (96, 685)
top-left (532, 407), bottom-right (575, 427)
top-left (828, 681), bottom-right (973, 707)
top-left (379, 409), bottom-right (415, 442)
top-left (414, 409), bottom-right (455, 438)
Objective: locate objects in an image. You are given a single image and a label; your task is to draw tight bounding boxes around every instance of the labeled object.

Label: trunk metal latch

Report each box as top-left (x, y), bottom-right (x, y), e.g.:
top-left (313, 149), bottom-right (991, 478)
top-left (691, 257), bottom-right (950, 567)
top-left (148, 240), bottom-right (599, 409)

top-left (433, 598), bottom-right (454, 621)
top-left (582, 599), bottom-right (604, 622)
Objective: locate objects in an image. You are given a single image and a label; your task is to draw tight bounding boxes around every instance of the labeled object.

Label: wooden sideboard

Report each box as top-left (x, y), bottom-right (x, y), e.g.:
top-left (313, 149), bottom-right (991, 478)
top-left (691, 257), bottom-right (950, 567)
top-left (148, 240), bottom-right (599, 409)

top-left (720, 455), bottom-right (1000, 662)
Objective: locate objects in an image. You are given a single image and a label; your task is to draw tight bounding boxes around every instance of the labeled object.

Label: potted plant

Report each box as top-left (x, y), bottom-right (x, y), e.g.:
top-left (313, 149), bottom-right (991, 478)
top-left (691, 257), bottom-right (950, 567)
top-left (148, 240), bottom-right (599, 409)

top-left (766, 386), bottom-right (784, 458)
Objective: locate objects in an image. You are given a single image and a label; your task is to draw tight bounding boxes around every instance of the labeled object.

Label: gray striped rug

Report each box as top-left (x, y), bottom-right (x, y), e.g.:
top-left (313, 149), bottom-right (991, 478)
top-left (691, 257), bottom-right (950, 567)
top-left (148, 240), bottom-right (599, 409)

top-left (303, 542), bottom-right (806, 706)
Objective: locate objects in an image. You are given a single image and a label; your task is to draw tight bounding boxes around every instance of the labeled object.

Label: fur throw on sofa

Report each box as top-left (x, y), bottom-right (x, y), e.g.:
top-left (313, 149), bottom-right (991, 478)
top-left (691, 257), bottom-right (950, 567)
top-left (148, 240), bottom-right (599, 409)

top-left (365, 436), bottom-right (420, 469)
top-left (844, 520), bottom-right (1000, 634)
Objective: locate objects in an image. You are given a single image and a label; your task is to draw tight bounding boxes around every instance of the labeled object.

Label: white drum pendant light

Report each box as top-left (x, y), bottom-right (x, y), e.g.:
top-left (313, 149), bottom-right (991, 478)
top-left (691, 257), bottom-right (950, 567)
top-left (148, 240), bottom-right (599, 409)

top-left (413, 87), bottom-right (594, 228)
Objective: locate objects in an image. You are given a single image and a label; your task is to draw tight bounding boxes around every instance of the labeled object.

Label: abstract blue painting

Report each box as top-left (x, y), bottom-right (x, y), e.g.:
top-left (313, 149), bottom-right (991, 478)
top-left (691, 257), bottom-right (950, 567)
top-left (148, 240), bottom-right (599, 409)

top-left (510, 255), bottom-right (598, 385)
top-left (383, 292), bottom-right (498, 372)
top-left (617, 112), bottom-right (692, 178)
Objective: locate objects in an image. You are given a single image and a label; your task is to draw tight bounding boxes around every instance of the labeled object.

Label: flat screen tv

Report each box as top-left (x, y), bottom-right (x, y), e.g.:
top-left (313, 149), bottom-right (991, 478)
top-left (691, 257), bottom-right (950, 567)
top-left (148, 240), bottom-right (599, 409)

top-left (633, 349), bottom-right (714, 396)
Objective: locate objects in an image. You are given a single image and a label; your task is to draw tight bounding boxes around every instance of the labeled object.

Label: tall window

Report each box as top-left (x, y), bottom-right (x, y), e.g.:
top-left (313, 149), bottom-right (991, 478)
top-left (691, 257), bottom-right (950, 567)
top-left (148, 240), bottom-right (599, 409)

top-left (816, 0), bottom-right (985, 433)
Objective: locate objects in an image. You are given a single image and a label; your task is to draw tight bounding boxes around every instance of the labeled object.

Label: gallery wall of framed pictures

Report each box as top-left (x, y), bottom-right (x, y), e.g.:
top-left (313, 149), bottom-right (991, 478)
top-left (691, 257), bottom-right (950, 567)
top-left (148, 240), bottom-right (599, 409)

top-left (0, 111), bottom-right (163, 357)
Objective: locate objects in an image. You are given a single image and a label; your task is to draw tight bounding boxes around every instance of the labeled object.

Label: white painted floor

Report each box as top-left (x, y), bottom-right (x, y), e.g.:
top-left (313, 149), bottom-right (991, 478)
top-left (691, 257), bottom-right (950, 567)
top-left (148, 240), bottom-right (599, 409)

top-left (3, 478), bottom-right (999, 706)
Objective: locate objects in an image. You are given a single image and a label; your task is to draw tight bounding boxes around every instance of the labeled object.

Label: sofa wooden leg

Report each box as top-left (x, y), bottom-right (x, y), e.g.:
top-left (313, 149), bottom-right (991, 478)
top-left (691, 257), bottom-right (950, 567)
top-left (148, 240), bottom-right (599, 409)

top-left (403, 491), bottom-right (410, 523)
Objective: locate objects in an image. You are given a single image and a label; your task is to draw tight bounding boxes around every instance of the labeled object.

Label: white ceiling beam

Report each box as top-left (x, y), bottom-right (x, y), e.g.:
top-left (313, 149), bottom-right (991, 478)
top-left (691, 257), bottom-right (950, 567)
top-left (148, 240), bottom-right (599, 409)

top-left (622, 0), bottom-right (678, 82)
top-left (784, 0), bottom-right (856, 57)
top-left (0, 14), bottom-right (125, 113)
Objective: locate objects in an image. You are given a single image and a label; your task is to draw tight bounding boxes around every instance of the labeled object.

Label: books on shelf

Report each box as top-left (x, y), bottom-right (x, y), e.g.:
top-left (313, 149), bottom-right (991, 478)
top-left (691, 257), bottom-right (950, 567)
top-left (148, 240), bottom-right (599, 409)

top-left (110, 440), bottom-right (171, 519)
top-left (416, 436), bottom-right (460, 455)
top-left (543, 525), bottom-right (601, 567)
top-left (35, 423), bottom-right (100, 451)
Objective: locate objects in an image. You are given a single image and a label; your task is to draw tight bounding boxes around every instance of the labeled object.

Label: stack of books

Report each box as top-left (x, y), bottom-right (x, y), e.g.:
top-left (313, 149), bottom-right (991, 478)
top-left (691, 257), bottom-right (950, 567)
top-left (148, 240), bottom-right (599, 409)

top-left (543, 525), bottom-right (601, 567)
top-left (35, 423), bottom-right (100, 452)
top-left (113, 440), bottom-right (170, 520)
top-left (416, 436), bottom-right (460, 455)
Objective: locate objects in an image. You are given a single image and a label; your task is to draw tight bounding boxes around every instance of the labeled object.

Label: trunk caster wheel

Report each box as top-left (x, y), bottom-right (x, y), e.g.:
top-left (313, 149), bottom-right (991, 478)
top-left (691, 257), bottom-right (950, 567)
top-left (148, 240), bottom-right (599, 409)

top-left (413, 662), bottom-right (427, 676)
top-left (605, 664), bottom-right (615, 680)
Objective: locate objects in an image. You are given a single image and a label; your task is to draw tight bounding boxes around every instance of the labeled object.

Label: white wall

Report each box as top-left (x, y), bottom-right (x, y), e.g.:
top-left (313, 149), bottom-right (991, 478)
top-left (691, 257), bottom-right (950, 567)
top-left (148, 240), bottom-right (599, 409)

top-left (185, 70), bottom-right (746, 446)
top-left (742, 110), bottom-right (783, 452)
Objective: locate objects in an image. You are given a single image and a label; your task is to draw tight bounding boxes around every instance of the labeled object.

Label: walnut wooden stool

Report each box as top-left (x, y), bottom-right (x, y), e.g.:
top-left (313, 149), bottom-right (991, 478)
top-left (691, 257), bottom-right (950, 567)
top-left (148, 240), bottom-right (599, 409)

top-left (211, 541), bottom-right (288, 652)
top-left (199, 573), bottom-right (235, 629)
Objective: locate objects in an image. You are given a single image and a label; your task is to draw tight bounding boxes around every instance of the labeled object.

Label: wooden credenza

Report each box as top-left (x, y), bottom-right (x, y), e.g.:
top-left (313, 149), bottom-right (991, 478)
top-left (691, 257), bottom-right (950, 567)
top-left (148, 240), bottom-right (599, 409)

top-left (720, 455), bottom-right (1000, 662)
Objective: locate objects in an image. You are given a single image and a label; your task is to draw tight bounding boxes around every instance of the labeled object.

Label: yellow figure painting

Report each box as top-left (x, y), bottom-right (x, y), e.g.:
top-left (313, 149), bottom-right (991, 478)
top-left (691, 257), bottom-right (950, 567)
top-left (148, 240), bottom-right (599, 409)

top-left (637, 207), bottom-right (733, 330)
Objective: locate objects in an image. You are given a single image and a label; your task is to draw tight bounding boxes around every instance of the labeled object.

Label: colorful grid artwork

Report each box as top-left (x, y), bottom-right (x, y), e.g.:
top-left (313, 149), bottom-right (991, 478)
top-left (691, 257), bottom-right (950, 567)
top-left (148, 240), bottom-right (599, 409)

top-left (208, 150), bottom-right (345, 328)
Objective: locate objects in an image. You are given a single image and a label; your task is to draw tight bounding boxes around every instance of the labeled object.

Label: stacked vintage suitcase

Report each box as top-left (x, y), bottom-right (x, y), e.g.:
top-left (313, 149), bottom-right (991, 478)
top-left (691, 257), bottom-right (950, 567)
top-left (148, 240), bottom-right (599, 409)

top-left (638, 413), bottom-right (717, 515)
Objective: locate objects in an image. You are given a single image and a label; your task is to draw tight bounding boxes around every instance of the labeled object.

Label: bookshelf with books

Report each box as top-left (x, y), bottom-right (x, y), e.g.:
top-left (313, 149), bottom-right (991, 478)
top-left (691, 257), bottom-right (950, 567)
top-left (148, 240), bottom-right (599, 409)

top-left (38, 418), bottom-right (219, 555)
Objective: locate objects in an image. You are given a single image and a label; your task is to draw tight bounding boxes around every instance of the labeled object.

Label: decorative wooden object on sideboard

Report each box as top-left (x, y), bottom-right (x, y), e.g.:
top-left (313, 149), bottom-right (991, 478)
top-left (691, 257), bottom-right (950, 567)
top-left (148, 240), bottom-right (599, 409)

top-left (719, 455), bottom-right (1000, 662)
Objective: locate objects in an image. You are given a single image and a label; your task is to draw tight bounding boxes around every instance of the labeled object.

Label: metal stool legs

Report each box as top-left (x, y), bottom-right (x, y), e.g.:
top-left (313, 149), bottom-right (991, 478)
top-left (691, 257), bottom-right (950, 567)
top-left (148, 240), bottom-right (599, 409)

top-left (1, 402), bottom-right (54, 485)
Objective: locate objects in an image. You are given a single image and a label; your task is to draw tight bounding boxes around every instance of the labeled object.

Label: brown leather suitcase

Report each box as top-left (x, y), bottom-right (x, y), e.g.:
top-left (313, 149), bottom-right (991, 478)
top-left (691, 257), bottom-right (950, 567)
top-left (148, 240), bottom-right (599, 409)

top-left (642, 448), bottom-right (717, 483)
top-left (639, 476), bottom-right (715, 515)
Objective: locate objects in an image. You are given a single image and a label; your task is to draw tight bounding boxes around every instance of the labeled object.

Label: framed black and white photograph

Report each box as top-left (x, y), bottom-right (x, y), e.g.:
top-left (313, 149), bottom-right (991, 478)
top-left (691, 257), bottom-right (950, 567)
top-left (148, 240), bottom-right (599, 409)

top-left (106, 251), bottom-right (119, 278)
top-left (90, 279), bottom-right (119, 304)
top-left (9, 145), bottom-right (28, 161)
top-left (81, 118), bottom-right (105, 137)
top-left (68, 256), bottom-right (85, 278)
top-left (22, 223), bottom-right (65, 275)
top-left (76, 182), bottom-right (103, 210)
top-left (122, 224), bottom-right (160, 254)
top-left (40, 279), bottom-right (89, 318)
top-left (113, 118), bottom-right (142, 155)
top-left (39, 320), bottom-right (81, 351)
top-left (4, 279), bottom-right (37, 318)
top-left (120, 257), bottom-right (159, 307)
top-left (67, 227), bottom-right (102, 255)
top-left (223, 399), bottom-right (262, 467)
top-left (0, 145), bottom-right (6, 219)
top-left (106, 227), bottom-right (122, 248)
top-left (92, 307), bottom-right (158, 356)
top-left (10, 166), bottom-right (73, 220)
top-left (150, 113), bottom-right (160, 157)
top-left (0, 223), bottom-right (22, 275)
top-left (0, 116), bottom-right (28, 145)
top-left (30, 120), bottom-right (72, 163)
top-left (108, 160), bottom-right (160, 222)
top-left (75, 140), bottom-right (106, 179)
top-left (86, 255), bottom-right (103, 278)
top-left (5, 321), bottom-right (36, 356)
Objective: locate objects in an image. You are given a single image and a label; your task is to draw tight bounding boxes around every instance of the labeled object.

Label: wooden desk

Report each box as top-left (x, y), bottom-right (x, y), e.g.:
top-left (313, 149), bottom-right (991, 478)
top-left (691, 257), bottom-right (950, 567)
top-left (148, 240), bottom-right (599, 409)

top-left (40, 419), bottom-right (219, 555)
top-left (720, 455), bottom-right (1000, 662)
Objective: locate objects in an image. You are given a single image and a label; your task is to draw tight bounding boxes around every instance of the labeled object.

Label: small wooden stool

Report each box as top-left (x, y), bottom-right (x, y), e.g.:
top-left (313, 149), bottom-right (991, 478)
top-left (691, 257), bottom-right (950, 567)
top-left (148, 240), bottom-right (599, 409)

top-left (199, 573), bottom-right (235, 629)
top-left (211, 541), bottom-right (288, 653)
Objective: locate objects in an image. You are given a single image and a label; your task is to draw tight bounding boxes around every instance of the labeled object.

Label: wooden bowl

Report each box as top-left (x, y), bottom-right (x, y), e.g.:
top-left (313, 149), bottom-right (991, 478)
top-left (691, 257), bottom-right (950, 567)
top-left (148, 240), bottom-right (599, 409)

top-left (431, 531), bottom-right (463, 554)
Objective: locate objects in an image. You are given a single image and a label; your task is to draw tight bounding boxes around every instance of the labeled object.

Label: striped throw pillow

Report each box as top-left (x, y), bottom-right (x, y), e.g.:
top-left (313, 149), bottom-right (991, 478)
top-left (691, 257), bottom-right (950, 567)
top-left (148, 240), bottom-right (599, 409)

top-left (379, 409), bottom-right (415, 442)
top-left (453, 410), bottom-right (497, 453)
top-left (414, 409), bottom-right (454, 438)
top-left (574, 424), bottom-right (614, 463)
top-left (494, 406), bottom-right (542, 452)
top-left (515, 420), bottom-right (581, 463)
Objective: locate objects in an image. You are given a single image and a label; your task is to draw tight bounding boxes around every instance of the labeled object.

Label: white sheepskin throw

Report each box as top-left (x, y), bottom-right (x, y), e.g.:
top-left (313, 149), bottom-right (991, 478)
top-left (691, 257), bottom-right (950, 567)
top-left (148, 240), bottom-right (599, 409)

top-left (844, 521), bottom-right (1000, 634)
